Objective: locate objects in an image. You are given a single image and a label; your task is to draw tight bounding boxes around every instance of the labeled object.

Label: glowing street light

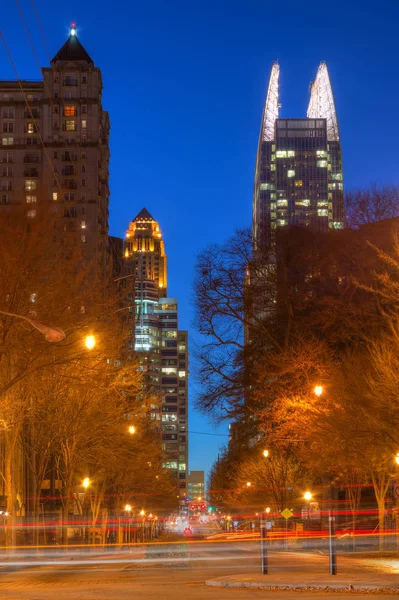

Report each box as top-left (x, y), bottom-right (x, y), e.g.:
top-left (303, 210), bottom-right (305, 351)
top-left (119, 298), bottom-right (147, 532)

top-left (246, 481), bottom-right (252, 488)
top-left (82, 477), bottom-right (90, 489)
top-left (263, 449), bottom-right (269, 458)
top-left (128, 425), bottom-right (136, 435)
top-left (124, 504), bottom-right (132, 512)
top-left (84, 335), bottom-right (95, 350)
top-left (304, 491), bottom-right (312, 501)
top-left (395, 453), bottom-right (399, 465)
top-left (139, 510), bottom-right (145, 517)
top-left (265, 507), bottom-right (271, 514)
top-left (314, 385), bottom-right (323, 397)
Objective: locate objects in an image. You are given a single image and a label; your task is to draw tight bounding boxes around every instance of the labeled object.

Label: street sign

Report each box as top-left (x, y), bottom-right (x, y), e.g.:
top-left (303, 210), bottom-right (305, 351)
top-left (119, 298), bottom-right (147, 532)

top-left (394, 485), bottom-right (399, 499)
top-left (281, 508), bottom-right (293, 520)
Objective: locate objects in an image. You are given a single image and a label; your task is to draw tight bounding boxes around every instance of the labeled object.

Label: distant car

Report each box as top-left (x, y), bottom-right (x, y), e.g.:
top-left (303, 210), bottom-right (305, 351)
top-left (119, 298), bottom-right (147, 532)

top-left (183, 527), bottom-right (193, 537)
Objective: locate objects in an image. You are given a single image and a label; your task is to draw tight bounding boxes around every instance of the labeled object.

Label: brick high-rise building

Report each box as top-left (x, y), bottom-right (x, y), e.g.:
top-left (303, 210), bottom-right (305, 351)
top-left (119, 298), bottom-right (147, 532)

top-left (0, 27), bottom-right (110, 272)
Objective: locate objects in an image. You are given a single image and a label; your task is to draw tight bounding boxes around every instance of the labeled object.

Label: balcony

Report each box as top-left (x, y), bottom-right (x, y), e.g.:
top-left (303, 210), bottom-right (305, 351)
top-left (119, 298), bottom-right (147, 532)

top-left (63, 180), bottom-right (77, 190)
top-left (24, 156), bottom-right (39, 164)
top-left (24, 169), bottom-right (38, 177)
top-left (63, 78), bottom-right (77, 86)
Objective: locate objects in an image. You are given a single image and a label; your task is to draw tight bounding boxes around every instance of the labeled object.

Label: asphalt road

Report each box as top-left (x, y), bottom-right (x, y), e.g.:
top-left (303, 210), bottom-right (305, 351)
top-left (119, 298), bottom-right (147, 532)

top-left (0, 523), bottom-right (397, 600)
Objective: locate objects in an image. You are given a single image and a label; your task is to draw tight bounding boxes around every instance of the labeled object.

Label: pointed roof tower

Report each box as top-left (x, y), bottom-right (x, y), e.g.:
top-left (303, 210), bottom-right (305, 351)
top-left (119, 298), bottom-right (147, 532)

top-left (133, 208), bottom-right (155, 222)
top-left (51, 27), bottom-right (93, 65)
top-left (307, 62), bottom-right (339, 141)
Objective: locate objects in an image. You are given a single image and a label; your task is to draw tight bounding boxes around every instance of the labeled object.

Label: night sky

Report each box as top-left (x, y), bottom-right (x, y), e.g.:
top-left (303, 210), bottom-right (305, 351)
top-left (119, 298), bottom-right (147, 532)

top-left (2, 0), bottom-right (399, 482)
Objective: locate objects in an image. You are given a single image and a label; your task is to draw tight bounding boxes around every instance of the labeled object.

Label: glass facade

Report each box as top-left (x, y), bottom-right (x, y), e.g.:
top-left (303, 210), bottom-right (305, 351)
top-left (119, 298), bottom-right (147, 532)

top-left (255, 118), bottom-right (344, 242)
top-left (252, 63), bottom-right (344, 246)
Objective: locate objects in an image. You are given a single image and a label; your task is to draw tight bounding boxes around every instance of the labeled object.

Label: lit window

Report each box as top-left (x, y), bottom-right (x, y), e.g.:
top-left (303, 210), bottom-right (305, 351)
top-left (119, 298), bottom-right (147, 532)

top-left (276, 150), bottom-right (287, 158)
top-left (52, 192), bottom-right (58, 201)
top-left (316, 150), bottom-right (327, 157)
top-left (317, 201), bottom-right (328, 207)
top-left (277, 219), bottom-right (287, 226)
top-left (81, 235), bottom-right (86, 243)
top-left (81, 220), bottom-right (86, 229)
top-left (260, 183), bottom-right (275, 191)
top-left (27, 209), bottom-right (36, 219)
top-left (25, 180), bottom-right (36, 191)
top-left (270, 164), bottom-right (276, 171)
top-left (287, 150), bottom-right (295, 157)
top-left (332, 173), bottom-right (342, 181)
top-left (2, 138), bottom-right (13, 146)
top-left (271, 154), bottom-right (275, 161)
top-left (27, 123), bottom-right (34, 134)
top-left (162, 461), bottom-right (178, 469)
top-left (81, 119), bottom-right (87, 129)
top-left (178, 370), bottom-right (186, 378)
top-left (179, 463), bottom-right (186, 471)
top-left (65, 120), bottom-right (76, 131)
top-left (287, 170), bottom-right (295, 178)
top-left (295, 199), bottom-right (310, 207)
top-left (333, 222), bottom-right (344, 229)
top-left (162, 367), bottom-right (177, 375)
top-left (26, 195), bottom-right (37, 203)
top-left (317, 209), bottom-right (328, 217)
top-left (64, 106), bottom-right (76, 117)
top-left (295, 180), bottom-right (303, 187)
top-left (277, 199), bottom-right (288, 207)
top-left (270, 193), bottom-right (276, 199)
top-left (317, 160), bottom-right (328, 168)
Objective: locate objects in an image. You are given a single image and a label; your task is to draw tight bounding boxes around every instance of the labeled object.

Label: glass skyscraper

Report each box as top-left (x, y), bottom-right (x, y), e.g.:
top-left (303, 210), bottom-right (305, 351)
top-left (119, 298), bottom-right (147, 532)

top-left (253, 62), bottom-right (344, 246)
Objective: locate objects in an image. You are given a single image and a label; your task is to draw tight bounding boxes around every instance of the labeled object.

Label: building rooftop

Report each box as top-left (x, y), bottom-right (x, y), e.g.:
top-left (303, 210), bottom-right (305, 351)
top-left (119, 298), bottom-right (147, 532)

top-left (133, 208), bottom-right (155, 222)
top-left (51, 33), bottom-right (93, 65)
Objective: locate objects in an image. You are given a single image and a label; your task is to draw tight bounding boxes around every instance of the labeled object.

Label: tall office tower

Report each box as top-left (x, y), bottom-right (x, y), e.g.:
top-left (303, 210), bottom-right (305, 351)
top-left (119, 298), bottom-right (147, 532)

top-left (123, 209), bottom-right (188, 502)
top-left (0, 27), bottom-right (110, 272)
top-left (252, 62), bottom-right (344, 246)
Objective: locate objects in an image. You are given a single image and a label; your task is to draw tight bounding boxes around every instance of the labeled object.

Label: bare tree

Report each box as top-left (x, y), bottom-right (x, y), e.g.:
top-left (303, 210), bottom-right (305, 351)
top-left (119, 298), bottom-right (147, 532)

top-left (345, 185), bottom-right (399, 229)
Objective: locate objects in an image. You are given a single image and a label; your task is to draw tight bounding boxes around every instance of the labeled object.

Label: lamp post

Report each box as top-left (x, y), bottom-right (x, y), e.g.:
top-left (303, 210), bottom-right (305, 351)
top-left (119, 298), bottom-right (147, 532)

top-left (304, 491), bottom-right (312, 518)
top-left (0, 309), bottom-right (66, 342)
top-left (82, 478), bottom-right (91, 545)
top-left (124, 504), bottom-right (132, 544)
top-left (140, 510), bottom-right (145, 542)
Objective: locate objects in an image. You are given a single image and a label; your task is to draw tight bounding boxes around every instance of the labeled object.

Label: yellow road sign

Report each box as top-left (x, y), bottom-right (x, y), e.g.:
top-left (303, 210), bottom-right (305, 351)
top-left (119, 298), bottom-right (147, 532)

top-left (281, 508), bottom-right (293, 520)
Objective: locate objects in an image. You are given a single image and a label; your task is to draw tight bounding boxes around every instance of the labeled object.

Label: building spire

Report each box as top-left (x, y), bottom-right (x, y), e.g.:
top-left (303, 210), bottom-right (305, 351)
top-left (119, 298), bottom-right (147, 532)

top-left (51, 27), bottom-right (94, 65)
top-left (261, 62), bottom-right (280, 142)
top-left (307, 62), bottom-right (339, 141)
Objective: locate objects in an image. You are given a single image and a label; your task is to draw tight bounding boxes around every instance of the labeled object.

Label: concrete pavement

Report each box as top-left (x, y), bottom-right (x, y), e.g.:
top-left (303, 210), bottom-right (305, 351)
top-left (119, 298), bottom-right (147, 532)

top-left (206, 571), bottom-right (399, 592)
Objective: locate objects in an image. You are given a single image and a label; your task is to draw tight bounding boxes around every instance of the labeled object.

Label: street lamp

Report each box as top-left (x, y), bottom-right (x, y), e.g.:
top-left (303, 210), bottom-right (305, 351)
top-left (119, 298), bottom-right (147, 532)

top-left (124, 504), bottom-right (132, 544)
top-left (82, 477), bottom-right (91, 489)
top-left (314, 385), bottom-right (323, 397)
top-left (0, 309), bottom-right (66, 342)
top-left (84, 335), bottom-right (95, 350)
top-left (128, 425), bottom-right (136, 435)
top-left (395, 453), bottom-right (399, 465)
top-left (246, 481), bottom-right (252, 488)
top-left (263, 449), bottom-right (270, 458)
top-left (265, 507), bottom-right (271, 514)
top-left (304, 491), bottom-right (312, 520)
top-left (140, 510), bottom-right (145, 542)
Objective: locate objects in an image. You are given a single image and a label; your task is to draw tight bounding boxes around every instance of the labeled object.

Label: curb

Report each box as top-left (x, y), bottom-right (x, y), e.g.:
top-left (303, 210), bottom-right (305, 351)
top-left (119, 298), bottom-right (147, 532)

top-left (205, 579), bottom-right (399, 594)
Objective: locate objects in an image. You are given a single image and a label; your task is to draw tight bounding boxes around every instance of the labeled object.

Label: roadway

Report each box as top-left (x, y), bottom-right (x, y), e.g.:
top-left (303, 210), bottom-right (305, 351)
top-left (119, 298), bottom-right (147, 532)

top-left (0, 521), bottom-right (396, 599)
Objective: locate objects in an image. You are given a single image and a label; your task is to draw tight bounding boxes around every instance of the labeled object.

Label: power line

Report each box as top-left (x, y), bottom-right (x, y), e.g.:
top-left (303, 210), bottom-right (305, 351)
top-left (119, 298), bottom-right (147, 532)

top-left (188, 430), bottom-right (229, 437)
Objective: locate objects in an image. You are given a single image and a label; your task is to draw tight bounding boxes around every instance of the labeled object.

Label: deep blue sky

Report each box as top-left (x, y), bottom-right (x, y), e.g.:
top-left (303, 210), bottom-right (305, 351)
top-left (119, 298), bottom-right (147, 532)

top-left (3, 0), bottom-right (399, 482)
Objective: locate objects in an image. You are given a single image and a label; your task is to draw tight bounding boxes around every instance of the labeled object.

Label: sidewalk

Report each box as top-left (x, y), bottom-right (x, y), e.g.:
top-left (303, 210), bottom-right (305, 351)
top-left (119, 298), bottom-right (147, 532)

top-left (205, 572), bottom-right (399, 593)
